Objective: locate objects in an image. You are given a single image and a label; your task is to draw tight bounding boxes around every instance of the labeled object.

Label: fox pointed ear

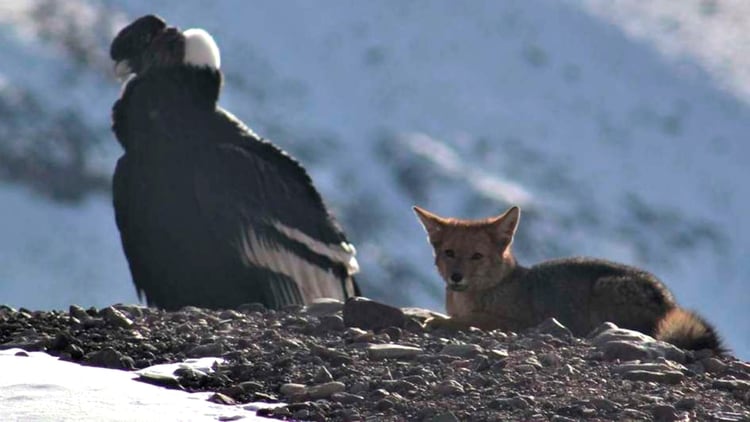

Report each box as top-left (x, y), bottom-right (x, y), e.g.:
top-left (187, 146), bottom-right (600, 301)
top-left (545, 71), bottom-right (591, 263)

top-left (413, 206), bottom-right (447, 241)
top-left (489, 206), bottom-right (520, 246)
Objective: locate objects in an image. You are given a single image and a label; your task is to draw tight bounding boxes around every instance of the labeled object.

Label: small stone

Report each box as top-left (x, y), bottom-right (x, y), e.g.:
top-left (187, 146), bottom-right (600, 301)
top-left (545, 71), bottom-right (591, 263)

top-left (187, 342), bottom-right (224, 358)
top-left (709, 411), bottom-right (750, 422)
top-left (305, 298), bottom-right (344, 317)
top-left (490, 396), bottom-right (531, 410)
top-left (590, 397), bottom-right (619, 412)
top-left (533, 318), bottom-right (573, 340)
top-left (674, 397), bottom-right (697, 411)
top-left (539, 352), bottom-right (562, 367)
top-left (237, 303), bottom-right (266, 313)
top-left (349, 380), bottom-right (369, 394)
top-left (381, 326), bottom-right (402, 342)
top-left (331, 392), bottom-right (364, 404)
top-left (651, 404), bottom-right (680, 422)
top-left (375, 398), bottom-right (395, 411)
top-left (306, 381), bottom-right (345, 399)
top-left (713, 379), bottom-right (750, 392)
top-left (441, 343), bottom-right (483, 358)
top-left (601, 340), bottom-right (649, 361)
top-left (432, 380), bottom-right (464, 395)
top-left (343, 297), bottom-right (405, 331)
top-left (100, 306), bottom-right (134, 329)
top-left (207, 392), bottom-right (236, 405)
top-left (622, 370), bottom-right (684, 385)
top-left (318, 315), bottom-right (345, 332)
top-left (488, 349), bottom-right (509, 360)
top-left (702, 357), bottom-right (728, 374)
top-left (218, 309), bottom-right (243, 320)
top-left (83, 347), bottom-right (134, 370)
top-left (280, 383), bottom-right (307, 397)
top-left (239, 381), bottom-right (264, 393)
top-left (69, 305), bottom-right (90, 321)
top-left (427, 411), bottom-right (460, 422)
top-left (310, 344), bottom-right (353, 365)
top-left (367, 344), bottom-right (423, 360)
top-left (314, 366), bottom-right (334, 383)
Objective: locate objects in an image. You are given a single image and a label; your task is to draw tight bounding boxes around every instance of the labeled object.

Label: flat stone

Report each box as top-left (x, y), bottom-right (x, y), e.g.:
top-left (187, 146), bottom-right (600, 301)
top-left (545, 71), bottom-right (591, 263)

top-left (343, 297), bottom-right (406, 331)
top-left (307, 381), bottom-right (345, 399)
top-left (601, 340), bottom-right (649, 361)
top-left (367, 344), bottom-right (423, 360)
top-left (83, 347), bottom-right (134, 370)
top-left (441, 344), bottom-right (483, 358)
top-left (318, 315), bottom-right (345, 332)
top-left (621, 370), bottom-right (684, 385)
top-left (279, 383), bottom-right (307, 397)
top-left (187, 342), bottom-right (224, 358)
top-left (427, 411), bottom-right (460, 422)
top-left (331, 392), bottom-right (365, 404)
top-left (651, 404), bottom-right (680, 422)
top-left (702, 357), bottom-right (728, 374)
top-left (533, 318), bottom-right (573, 340)
top-left (100, 306), bottom-right (134, 329)
top-left (713, 379), bottom-right (750, 392)
top-left (305, 298), bottom-right (344, 317)
top-left (432, 379), bottom-right (464, 395)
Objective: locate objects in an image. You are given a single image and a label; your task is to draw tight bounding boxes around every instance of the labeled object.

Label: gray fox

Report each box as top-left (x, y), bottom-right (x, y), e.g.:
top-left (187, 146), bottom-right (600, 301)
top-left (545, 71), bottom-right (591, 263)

top-left (413, 205), bottom-right (724, 353)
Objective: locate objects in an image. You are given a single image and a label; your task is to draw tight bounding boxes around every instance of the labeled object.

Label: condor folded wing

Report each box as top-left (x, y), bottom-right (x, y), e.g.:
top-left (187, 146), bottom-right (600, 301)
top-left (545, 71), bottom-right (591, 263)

top-left (193, 139), bottom-right (358, 308)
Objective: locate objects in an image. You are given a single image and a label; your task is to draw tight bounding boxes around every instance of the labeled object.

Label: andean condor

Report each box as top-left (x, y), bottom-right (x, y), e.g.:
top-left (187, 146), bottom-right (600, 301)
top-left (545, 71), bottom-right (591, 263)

top-left (109, 15), bottom-right (360, 310)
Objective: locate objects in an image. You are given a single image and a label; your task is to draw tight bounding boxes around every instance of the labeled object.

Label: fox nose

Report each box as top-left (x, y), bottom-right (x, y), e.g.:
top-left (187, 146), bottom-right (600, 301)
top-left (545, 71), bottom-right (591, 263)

top-left (450, 272), bottom-right (463, 283)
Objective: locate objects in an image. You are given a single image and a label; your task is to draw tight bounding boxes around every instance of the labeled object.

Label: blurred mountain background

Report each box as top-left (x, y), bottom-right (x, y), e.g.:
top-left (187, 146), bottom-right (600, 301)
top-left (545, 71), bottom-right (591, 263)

top-left (0, 0), bottom-right (747, 359)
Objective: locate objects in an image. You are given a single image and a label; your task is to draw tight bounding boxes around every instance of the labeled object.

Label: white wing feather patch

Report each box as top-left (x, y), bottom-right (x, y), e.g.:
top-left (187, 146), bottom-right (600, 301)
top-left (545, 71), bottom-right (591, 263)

top-left (183, 28), bottom-right (221, 70)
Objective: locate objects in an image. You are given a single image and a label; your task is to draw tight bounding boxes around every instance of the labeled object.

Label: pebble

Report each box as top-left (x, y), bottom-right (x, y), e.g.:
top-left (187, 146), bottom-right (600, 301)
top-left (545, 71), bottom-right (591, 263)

top-left (318, 315), bottom-right (345, 332)
top-left (307, 381), bottom-right (345, 399)
top-left (304, 298), bottom-right (344, 317)
top-left (621, 370), bottom-right (685, 385)
top-left (83, 347), bottom-right (134, 370)
top-left (331, 392), bottom-right (365, 404)
top-left (533, 318), bottom-right (573, 340)
top-left (702, 357), bottom-right (728, 374)
top-left (367, 344), bottom-right (423, 360)
top-left (674, 397), bottom-right (697, 411)
top-left (101, 307), bottom-right (134, 328)
top-left (712, 379), bottom-right (750, 392)
top-left (187, 342), bottom-right (224, 358)
top-left (651, 404), bottom-right (680, 422)
top-left (432, 380), bottom-right (464, 395)
top-left (343, 297), bottom-right (405, 331)
top-left (441, 343), bottom-right (483, 358)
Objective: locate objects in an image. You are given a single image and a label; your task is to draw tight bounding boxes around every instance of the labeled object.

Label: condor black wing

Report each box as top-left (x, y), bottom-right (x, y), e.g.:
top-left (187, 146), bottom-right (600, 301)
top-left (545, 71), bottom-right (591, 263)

top-left (193, 115), bottom-right (359, 306)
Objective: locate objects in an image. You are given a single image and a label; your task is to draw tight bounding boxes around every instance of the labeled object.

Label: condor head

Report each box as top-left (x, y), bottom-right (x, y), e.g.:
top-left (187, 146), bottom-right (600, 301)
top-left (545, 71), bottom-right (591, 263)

top-left (110, 14), bottom-right (221, 80)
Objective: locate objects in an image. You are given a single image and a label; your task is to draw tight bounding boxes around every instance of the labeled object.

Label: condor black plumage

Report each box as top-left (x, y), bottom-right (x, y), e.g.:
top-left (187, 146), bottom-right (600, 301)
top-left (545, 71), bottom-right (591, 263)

top-left (110, 15), bottom-right (359, 310)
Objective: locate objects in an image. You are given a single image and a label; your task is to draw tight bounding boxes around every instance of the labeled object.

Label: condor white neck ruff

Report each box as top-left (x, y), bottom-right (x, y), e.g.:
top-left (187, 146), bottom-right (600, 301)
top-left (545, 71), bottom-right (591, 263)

top-left (183, 28), bottom-right (221, 70)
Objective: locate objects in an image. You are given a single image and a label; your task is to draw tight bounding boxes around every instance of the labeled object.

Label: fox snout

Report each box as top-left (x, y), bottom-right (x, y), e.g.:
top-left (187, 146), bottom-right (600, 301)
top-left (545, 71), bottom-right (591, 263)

top-left (446, 271), bottom-right (468, 291)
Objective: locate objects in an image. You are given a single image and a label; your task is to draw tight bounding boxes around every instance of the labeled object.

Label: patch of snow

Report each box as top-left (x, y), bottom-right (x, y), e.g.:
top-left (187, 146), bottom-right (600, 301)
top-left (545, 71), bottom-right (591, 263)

top-left (0, 349), bottom-right (276, 421)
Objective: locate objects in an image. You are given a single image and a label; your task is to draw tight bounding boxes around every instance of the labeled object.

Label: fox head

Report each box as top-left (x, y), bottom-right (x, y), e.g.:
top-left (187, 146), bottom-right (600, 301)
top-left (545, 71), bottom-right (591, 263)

top-left (413, 205), bottom-right (520, 292)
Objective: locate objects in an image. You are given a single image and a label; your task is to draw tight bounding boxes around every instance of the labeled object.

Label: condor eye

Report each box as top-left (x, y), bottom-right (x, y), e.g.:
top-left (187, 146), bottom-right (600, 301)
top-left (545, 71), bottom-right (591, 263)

top-left (444, 249), bottom-right (455, 258)
top-left (471, 252), bottom-right (483, 260)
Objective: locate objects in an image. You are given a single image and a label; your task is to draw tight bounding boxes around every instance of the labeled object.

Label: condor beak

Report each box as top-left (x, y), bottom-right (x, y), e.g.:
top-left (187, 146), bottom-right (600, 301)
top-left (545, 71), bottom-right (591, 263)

top-left (114, 60), bottom-right (133, 81)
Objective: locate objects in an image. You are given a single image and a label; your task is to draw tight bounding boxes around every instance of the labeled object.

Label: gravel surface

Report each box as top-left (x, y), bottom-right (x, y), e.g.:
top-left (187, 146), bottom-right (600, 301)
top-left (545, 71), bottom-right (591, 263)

top-left (1, 298), bottom-right (749, 421)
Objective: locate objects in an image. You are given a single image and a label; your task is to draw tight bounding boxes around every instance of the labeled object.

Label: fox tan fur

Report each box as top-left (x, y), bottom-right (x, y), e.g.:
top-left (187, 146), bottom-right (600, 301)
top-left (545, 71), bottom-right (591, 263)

top-left (413, 205), bottom-right (725, 353)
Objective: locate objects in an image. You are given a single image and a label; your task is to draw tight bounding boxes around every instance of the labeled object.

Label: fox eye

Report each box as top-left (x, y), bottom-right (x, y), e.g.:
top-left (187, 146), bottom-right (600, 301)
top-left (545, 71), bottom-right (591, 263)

top-left (471, 252), bottom-right (483, 260)
top-left (444, 249), bottom-right (455, 258)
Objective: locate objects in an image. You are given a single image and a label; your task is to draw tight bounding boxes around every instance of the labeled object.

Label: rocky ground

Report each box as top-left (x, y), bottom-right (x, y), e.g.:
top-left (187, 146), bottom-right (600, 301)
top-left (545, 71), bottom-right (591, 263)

top-left (0, 297), bottom-right (748, 421)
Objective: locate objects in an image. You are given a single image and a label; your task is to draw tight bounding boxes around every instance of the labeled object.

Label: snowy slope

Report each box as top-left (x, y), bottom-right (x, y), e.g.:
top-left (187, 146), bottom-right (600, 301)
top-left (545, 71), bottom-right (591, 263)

top-left (0, 1), bottom-right (747, 358)
top-left (0, 349), bottom-right (275, 421)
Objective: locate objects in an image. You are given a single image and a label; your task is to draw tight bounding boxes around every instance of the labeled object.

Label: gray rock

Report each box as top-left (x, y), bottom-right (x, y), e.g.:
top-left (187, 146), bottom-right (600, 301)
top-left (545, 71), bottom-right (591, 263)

top-left (305, 298), bottom-right (344, 317)
top-left (306, 381), bottom-right (345, 399)
top-left (490, 396), bottom-right (532, 410)
top-left (187, 342), bottom-right (224, 358)
top-left (367, 344), bottom-right (423, 360)
top-left (674, 397), bottom-right (697, 411)
top-left (218, 309), bottom-right (244, 320)
top-left (621, 370), bottom-right (685, 385)
top-left (331, 392), bottom-right (364, 404)
top-left (318, 315), bottom-right (345, 332)
top-left (651, 404), bottom-right (680, 422)
top-left (343, 297), bottom-right (405, 331)
top-left (709, 411), bottom-right (750, 422)
top-left (440, 343), bottom-right (483, 358)
top-left (432, 379), bottom-right (464, 395)
top-left (83, 347), bottom-right (134, 370)
top-left (279, 383), bottom-right (306, 397)
top-left (601, 340), bottom-right (650, 361)
top-left (101, 306), bottom-right (134, 329)
top-left (310, 344), bottom-right (352, 365)
top-left (591, 325), bottom-right (686, 363)
top-left (590, 397), bottom-right (620, 411)
top-left (539, 352), bottom-right (562, 367)
top-left (533, 318), bottom-right (573, 340)
top-left (427, 411), bottom-right (460, 422)
top-left (702, 357), bottom-right (728, 374)
top-left (712, 379), bottom-right (750, 392)
top-left (314, 366), bottom-right (334, 383)
top-left (68, 305), bottom-right (90, 321)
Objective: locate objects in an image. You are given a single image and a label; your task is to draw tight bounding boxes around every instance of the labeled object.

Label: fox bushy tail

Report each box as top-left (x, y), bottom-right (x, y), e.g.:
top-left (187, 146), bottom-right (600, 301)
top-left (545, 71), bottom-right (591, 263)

top-left (655, 308), bottom-right (726, 354)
